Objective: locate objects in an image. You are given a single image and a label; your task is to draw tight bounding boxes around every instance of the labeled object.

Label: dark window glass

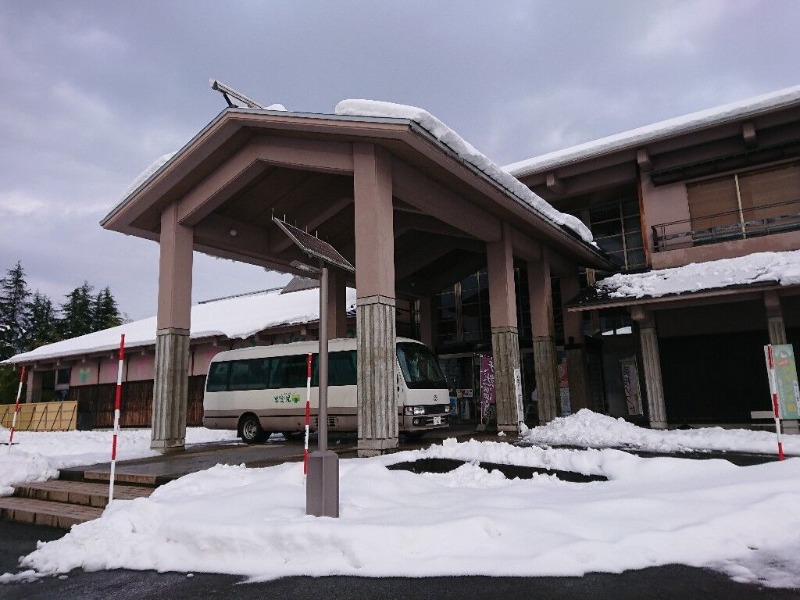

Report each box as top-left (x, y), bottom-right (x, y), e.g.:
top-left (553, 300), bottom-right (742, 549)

top-left (207, 361), bottom-right (230, 392)
top-left (311, 351), bottom-right (357, 387)
top-left (268, 354), bottom-right (308, 389)
top-left (397, 342), bottom-right (448, 389)
top-left (228, 358), bottom-right (268, 391)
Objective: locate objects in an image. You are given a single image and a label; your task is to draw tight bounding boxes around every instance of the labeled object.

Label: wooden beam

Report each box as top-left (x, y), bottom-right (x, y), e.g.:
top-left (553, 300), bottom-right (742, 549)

top-left (392, 160), bottom-right (501, 242)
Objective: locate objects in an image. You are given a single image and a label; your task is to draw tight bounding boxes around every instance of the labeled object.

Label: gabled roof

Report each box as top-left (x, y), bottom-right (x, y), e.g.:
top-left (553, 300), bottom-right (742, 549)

top-left (505, 84), bottom-right (800, 177)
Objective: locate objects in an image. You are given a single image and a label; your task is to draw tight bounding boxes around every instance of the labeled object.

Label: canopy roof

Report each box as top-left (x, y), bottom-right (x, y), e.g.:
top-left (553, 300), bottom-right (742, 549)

top-left (102, 102), bottom-right (613, 297)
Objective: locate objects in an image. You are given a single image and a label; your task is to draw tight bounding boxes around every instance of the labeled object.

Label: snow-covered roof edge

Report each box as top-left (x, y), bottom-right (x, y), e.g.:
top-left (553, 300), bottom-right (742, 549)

top-left (593, 250), bottom-right (800, 301)
top-left (505, 83), bottom-right (800, 177)
top-left (335, 99), bottom-right (595, 246)
top-left (2, 286), bottom-right (357, 366)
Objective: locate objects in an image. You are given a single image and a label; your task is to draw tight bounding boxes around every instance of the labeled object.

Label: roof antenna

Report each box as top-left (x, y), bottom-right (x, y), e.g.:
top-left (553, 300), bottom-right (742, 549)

top-left (209, 79), bottom-right (265, 109)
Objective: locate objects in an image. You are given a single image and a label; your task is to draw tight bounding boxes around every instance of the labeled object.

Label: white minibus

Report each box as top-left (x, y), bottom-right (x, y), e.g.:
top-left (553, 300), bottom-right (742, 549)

top-left (202, 337), bottom-right (450, 443)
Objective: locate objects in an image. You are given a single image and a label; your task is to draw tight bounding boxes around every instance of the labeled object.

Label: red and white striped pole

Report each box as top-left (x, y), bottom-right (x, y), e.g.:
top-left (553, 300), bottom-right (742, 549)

top-left (6, 365), bottom-right (26, 448)
top-left (304, 352), bottom-right (312, 476)
top-left (108, 334), bottom-right (126, 502)
top-left (765, 344), bottom-right (785, 461)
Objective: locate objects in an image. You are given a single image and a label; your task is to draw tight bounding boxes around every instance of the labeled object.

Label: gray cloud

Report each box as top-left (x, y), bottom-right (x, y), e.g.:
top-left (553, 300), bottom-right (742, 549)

top-left (1, 0), bottom-right (799, 318)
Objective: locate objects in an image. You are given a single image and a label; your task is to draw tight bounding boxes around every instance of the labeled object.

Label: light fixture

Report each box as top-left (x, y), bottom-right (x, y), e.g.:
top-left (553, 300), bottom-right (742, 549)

top-left (229, 228), bottom-right (238, 237)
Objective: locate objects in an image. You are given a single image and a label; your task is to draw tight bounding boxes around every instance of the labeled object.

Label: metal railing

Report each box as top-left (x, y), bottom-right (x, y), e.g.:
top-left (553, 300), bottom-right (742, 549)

top-left (651, 199), bottom-right (800, 252)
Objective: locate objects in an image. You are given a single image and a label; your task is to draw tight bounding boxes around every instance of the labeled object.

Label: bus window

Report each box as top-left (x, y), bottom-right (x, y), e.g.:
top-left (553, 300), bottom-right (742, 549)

top-left (228, 358), bottom-right (268, 391)
top-left (396, 342), bottom-right (447, 389)
top-left (207, 361), bottom-right (230, 392)
top-left (312, 350), bottom-right (357, 387)
top-left (268, 354), bottom-right (308, 389)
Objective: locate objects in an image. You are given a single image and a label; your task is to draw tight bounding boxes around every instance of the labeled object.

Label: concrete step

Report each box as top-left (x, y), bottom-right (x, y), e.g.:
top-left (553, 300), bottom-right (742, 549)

top-left (82, 470), bottom-right (162, 486)
top-left (13, 480), bottom-right (153, 508)
top-left (0, 496), bottom-right (103, 529)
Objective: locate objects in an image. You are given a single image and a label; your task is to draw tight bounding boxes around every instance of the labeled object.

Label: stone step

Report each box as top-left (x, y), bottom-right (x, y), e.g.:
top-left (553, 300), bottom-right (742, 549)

top-left (13, 480), bottom-right (153, 508)
top-left (0, 496), bottom-right (103, 529)
top-left (82, 470), bottom-right (162, 486)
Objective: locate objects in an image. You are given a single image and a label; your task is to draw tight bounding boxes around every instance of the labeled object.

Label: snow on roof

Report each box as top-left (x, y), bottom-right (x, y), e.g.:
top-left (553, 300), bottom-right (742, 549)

top-left (504, 83), bottom-right (800, 177)
top-left (3, 286), bottom-right (357, 365)
top-left (335, 99), bottom-right (595, 245)
top-left (596, 250), bottom-right (800, 300)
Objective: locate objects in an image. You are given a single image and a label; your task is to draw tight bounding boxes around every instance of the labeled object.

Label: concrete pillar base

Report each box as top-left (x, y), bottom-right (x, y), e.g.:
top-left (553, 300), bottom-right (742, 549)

top-left (151, 328), bottom-right (189, 452)
top-left (533, 336), bottom-right (559, 424)
top-left (491, 326), bottom-right (521, 432)
top-left (357, 295), bottom-right (398, 458)
top-left (306, 450), bottom-right (339, 517)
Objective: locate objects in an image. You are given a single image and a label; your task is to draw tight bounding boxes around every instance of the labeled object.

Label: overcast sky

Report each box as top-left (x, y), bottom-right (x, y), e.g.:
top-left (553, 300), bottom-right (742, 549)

top-left (2, 0), bottom-right (799, 320)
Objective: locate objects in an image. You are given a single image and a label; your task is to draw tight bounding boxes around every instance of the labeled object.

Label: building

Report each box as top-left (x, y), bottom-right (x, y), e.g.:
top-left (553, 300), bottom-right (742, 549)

top-left (3, 284), bottom-right (357, 430)
top-left (5, 85), bottom-right (800, 440)
top-left (507, 84), bottom-right (800, 429)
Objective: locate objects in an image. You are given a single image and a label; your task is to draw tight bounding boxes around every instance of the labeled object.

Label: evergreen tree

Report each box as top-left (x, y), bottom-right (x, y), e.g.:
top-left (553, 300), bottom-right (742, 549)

top-left (59, 281), bottom-right (95, 338)
top-left (0, 261), bottom-right (30, 359)
top-left (26, 292), bottom-right (58, 350)
top-left (92, 287), bottom-right (122, 330)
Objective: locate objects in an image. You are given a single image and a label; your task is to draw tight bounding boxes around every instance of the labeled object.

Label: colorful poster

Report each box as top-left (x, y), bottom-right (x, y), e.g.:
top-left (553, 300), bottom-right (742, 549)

top-left (479, 355), bottom-right (495, 422)
top-left (766, 344), bottom-right (800, 419)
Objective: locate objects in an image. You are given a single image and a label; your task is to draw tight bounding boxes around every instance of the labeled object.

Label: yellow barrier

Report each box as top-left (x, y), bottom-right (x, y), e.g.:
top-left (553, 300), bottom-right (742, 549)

top-left (0, 400), bottom-right (77, 432)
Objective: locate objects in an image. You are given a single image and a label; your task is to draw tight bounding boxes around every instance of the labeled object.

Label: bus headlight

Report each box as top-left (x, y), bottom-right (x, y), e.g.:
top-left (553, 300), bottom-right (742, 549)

top-left (403, 406), bottom-right (425, 416)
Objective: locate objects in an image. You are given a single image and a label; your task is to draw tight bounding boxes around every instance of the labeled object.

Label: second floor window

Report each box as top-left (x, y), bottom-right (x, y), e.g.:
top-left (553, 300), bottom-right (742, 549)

top-left (687, 162), bottom-right (800, 231)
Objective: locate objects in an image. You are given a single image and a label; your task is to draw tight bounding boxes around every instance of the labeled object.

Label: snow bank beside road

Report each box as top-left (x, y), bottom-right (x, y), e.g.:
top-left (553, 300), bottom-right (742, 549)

top-left (521, 409), bottom-right (800, 456)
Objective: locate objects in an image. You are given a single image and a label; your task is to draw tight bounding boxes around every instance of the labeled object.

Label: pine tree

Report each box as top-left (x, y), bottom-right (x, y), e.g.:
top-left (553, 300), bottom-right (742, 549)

top-left (26, 292), bottom-right (58, 350)
top-left (92, 287), bottom-right (122, 331)
top-left (59, 282), bottom-right (95, 338)
top-left (0, 261), bottom-right (30, 359)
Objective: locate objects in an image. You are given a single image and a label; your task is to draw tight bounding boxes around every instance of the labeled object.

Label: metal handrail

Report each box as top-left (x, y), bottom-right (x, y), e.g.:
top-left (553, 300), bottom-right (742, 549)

top-left (652, 199), bottom-right (800, 252)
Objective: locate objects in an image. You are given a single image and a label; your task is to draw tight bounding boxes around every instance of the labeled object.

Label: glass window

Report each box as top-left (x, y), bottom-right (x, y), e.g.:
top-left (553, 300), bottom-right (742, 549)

top-left (207, 361), bottom-right (230, 392)
top-left (311, 351), bottom-right (357, 387)
top-left (397, 342), bottom-right (448, 389)
top-left (268, 355), bottom-right (308, 389)
top-left (228, 358), bottom-right (268, 391)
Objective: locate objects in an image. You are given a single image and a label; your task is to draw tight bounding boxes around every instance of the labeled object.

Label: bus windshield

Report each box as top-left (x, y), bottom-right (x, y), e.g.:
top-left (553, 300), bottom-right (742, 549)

top-left (396, 342), bottom-right (448, 389)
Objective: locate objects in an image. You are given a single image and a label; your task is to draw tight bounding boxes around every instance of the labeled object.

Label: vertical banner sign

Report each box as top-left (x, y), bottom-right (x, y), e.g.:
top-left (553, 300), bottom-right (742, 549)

top-left (479, 355), bottom-right (495, 423)
top-left (513, 368), bottom-right (524, 426)
top-left (621, 357), bottom-right (643, 416)
top-left (771, 345), bottom-right (800, 419)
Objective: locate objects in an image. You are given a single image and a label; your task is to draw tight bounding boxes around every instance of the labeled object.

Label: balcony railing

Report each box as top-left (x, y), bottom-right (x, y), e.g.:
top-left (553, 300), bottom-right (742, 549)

top-left (651, 199), bottom-right (800, 252)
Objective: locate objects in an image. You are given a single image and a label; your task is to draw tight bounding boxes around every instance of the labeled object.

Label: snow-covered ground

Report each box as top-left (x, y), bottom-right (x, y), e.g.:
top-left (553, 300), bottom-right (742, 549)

top-left (2, 414), bottom-right (800, 589)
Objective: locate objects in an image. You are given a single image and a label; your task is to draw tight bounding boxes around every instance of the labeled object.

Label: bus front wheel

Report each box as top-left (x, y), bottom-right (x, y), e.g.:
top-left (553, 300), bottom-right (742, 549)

top-left (240, 414), bottom-right (266, 444)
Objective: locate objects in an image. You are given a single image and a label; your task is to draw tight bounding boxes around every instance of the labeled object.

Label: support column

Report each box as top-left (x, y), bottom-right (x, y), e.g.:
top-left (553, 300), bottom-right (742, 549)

top-left (354, 143), bottom-right (397, 456)
top-left (25, 369), bottom-right (41, 403)
top-left (326, 268), bottom-right (348, 338)
top-left (418, 297), bottom-right (434, 348)
top-left (152, 203), bottom-right (193, 452)
top-left (560, 273), bottom-right (590, 412)
top-left (527, 258), bottom-right (559, 425)
top-left (486, 224), bottom-right (521, 432)
top-left (764, 290), bottom-right (787, 345)
top-left (631, 306), bottom-right (667, 429)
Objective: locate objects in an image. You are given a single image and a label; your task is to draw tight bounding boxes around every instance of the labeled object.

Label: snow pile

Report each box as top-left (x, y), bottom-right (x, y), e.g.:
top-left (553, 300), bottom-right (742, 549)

top-left (0, 427), bottom-right (237, 495)
top-left (335, 99), bottom-right (594, 246)
top-left (3, 286), bottom-right (357, 364)
top-left (119, 152), bottom-right (177, 202)
top-left (596, 250), bottom-right (800, 299)
top-left (522, 409), bottom-right (800, 455)
top-left (9, 443), bottom-right (800, 589)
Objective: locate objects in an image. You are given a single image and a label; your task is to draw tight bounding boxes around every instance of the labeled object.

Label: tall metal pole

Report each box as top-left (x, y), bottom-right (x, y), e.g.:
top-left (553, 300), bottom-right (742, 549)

top-left (318, 261), bottom-right (329, 452)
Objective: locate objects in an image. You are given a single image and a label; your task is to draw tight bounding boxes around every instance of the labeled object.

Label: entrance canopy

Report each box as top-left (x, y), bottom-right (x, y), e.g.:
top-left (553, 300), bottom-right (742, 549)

top-left (102, 104), bottom-right (612, 294)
